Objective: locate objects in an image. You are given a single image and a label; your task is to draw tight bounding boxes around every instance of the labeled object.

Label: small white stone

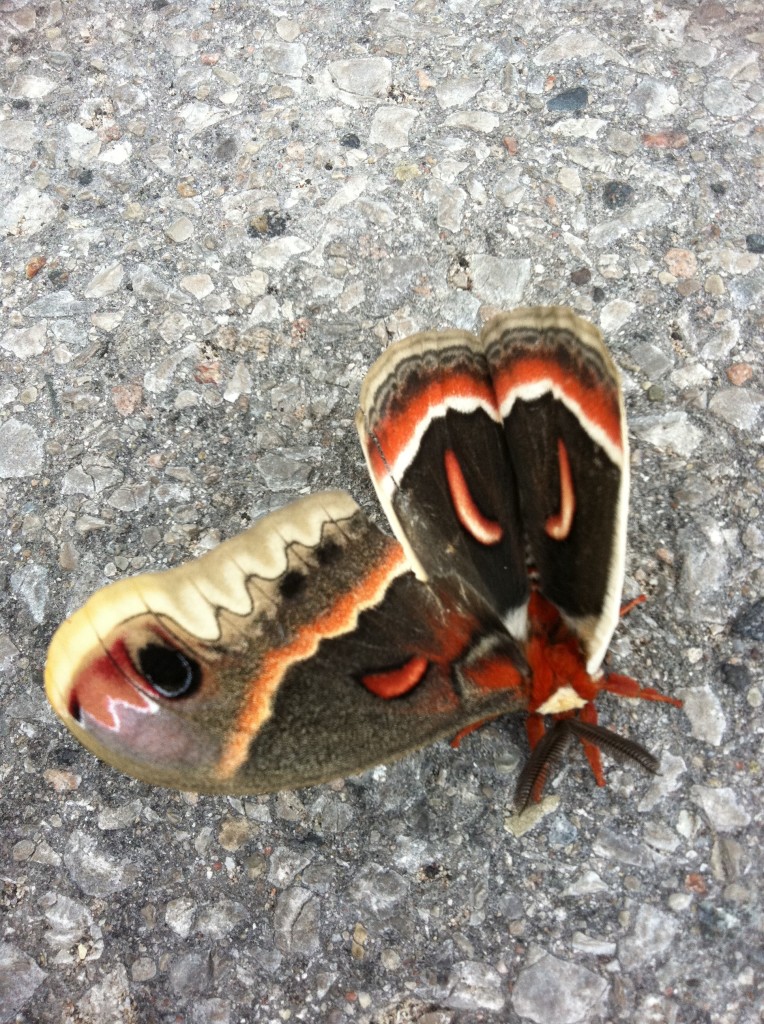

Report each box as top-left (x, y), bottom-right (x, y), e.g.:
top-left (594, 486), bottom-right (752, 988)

top-left (557, 166), bottom-right (582, 194)
top-left (325, 174), bottom-right (368, 212)
top-left (442, 111), bottom-right (499, 133)
top-left (563, 870), bottom-right (608, 896)
top-left (691, 785), bottom-right (751, 831)
top-left (329, 58), bottom-right (392, 98)
top-left (275, 18), bottom-right (301, 42)
top-left (11, 74), bottom-right (57, 98)
top-left (1, 324), bottom-right (47, 359)
top-left (470, 254), bottom-right (532, 306)
top-left (180, 273), bottom-right (214, 299)
top-left (84, 262), bottom-right (124, 298)
top-left (98, 140), bottom-right (132, 164)
top-left (703, 80), bottom-right (755, 118)
top-left (0, 186), bottom-right (57, 237)
top-left (249, 236), bottom-right (311, 270)
top-left (0, 120), bottom-right (38, 153)
top-left (599, 299), bottom-right (635, 332)
top-left (166, 217), bottom-right (194, 243)
top-left (435, 75), bottom-right (483, 109)
top-left (263, 40), bottom-right (307, 77)
top-left (631, 412), bottom-right (704, 457)
top-left (549, 116), bottom-right (607, 139)
top-left (709, 388), bottom-right (764, 431)
top-left (369, 106), bottom-right (418, 149)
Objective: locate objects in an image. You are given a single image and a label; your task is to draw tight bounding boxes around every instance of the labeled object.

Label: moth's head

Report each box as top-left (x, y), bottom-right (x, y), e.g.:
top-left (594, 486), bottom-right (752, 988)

top-left (45, 578), bottom-right (240, 793)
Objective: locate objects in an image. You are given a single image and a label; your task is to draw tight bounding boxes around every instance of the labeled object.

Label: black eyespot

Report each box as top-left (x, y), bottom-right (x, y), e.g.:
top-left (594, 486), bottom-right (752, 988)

top-left (279, 570), bottom-right (306, 600)
top-left (137, 643), bottom-right (201, 699)
top-left (316, 538), bottom-right (342, 565)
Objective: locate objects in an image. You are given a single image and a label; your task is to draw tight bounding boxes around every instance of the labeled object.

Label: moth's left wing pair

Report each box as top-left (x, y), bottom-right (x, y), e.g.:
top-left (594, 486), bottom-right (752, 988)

top-left (45, 492), bottom-right (526, 794)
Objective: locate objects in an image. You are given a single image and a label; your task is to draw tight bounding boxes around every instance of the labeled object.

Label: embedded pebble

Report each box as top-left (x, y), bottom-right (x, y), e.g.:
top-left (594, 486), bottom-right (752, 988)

top-left (630, 412), bottom-right (703, 457)
top-left (274, 887), bottom-right (320, 955)
top-left (196, 900), bottom-right (249, 940)
top-left (628, 79), bottom-right (679, 118)
top-left (548, 87), bottom-right (588, 112)
top-left (638, 752), bottom-right (687, 812)
top-left (43, 894), bottom-right (95, 954)
top-left (369, 106), bottom-right (418, 149)
top-left (0, 418), bottom-right (43, 477)
top-left (0, 943), bottom-right (47, 1021)
top-left (708, 388), bottom-right (764, 430)
top-left (469, 254), bottom-right (531, 306)
top-left (619, 905), bottom-right (678, 968)
top-left (75, 964), bottom-right (132, 1024)
top-left (599, 299), bottom-right (635, 332)
top-left (562, 870), bottom-right (609, 897)
top-left (436, 75), bottom-right (483, 109)
top-left (329, 58), bottom-right (392, 98)
top-left (676, 519), bottom-right (731, 623)
top-left (263, 40), bottom-right (307, 77)
top-left (1, 186), bottom-right (57, 236)
top-left (10, 563), bottom-right (49, 623)
top-left (84, 262), bottom-right (124, 298)
top-left (512, 952), bottom-right (608, 1023)
top-left (165, 897), bottom-right (197, 939)
top-left (703, 80), bottom-right (755, 118)
top-left (63, 830), bottom-right (136, 896)
top-left (680, 684), bottom-right (727, 746)
top-left (1, 323), bottom-right (47, 359)
top-left (691, 786), bottom-right (751, 832)
top-left (180, 273), bottom-right (215, 299)
top-left (732, 599), bottom-right (764, 641)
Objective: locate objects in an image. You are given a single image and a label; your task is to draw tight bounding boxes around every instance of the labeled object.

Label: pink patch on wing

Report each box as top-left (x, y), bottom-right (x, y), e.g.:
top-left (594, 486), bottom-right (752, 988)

top-left (69, 641), bottom-right (157, 731)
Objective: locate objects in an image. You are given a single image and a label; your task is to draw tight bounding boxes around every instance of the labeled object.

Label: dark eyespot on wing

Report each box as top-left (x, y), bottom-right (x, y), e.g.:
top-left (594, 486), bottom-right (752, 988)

top-left (278, 569), bottom-right (306, 599)
top-left (315, 538), bottom-right (342, 565)
top-left (138, 642), bottom-right (201, 699)
top-left (70, 695), bottom-right (83, 723)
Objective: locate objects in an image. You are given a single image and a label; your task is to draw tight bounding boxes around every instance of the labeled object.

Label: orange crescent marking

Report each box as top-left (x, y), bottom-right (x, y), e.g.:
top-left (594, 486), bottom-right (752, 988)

top-left (361, 654), bottom-right (429, 699)
top-left (215, 543), bottom-right (408, 781)
top-left (444, 449), bottom-right (503, 546)
top-left (545, 438), bottom-right (575, 541)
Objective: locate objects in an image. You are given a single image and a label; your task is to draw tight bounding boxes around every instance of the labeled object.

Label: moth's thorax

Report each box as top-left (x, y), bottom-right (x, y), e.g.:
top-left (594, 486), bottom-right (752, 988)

top-left (526, 591), bottom-right (598, 715)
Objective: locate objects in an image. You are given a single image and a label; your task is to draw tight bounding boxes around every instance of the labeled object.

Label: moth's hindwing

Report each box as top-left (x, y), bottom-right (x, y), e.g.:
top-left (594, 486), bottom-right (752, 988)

top-left (357, 329), bottom-right (530, 640)
top-left (359, 308), bottom-right (628, 674)
top-left (482, 307), bottom-right (628, 672)
top-left (45, 491), bottom-right (527, 793)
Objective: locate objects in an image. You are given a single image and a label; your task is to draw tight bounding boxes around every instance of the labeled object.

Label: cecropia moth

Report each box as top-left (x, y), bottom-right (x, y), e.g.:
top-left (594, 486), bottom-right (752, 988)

top-left (45, 307), bottom-right (681, 806)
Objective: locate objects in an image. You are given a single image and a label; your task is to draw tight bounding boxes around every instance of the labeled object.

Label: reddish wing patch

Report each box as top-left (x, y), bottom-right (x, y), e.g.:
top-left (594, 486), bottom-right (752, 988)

top-left (493, 355), bottom-right (623, 456)
top-left (544, 439), bottom-right (576, 541)
top-left (70, 638), bottom-right (156, 731)
top-left (366, 371), bottom-right (497, 479)
top-left (361, 655), bottom-right (429, 699)
top-left (444, 449), bottom-right (504, 546)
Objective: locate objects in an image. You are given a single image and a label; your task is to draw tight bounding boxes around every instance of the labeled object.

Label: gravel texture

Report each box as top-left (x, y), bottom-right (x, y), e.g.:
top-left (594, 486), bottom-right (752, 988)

top-left (1, 2), bottom-right (762, 1022)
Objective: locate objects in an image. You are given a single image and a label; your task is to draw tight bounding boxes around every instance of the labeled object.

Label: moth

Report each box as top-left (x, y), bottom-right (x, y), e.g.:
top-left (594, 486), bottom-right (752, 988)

top-left (45, 307), bottom-right (681, 807)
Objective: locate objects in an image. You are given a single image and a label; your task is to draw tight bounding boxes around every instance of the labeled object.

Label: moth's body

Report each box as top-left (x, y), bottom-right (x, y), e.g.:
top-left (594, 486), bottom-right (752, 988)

top-left (45, 308), bottom-right (680, 804)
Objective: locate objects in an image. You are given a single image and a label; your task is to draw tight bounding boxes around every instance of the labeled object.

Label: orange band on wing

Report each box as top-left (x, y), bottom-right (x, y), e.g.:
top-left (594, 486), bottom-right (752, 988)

top-left (215, 543), bottom-right (409, 781)
top-left (544, 438), bottom-right (575, 541)
top-left (494, 356), bottom-right (623, 455)
top-left (444, 449), bottom-right (503, 546)
top-left (366, 371), bottom-right (498, 479)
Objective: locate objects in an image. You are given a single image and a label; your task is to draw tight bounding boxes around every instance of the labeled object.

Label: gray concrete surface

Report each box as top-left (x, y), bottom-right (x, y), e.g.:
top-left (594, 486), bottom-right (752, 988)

top-left (1, 1), bottom-right (762, 1021)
